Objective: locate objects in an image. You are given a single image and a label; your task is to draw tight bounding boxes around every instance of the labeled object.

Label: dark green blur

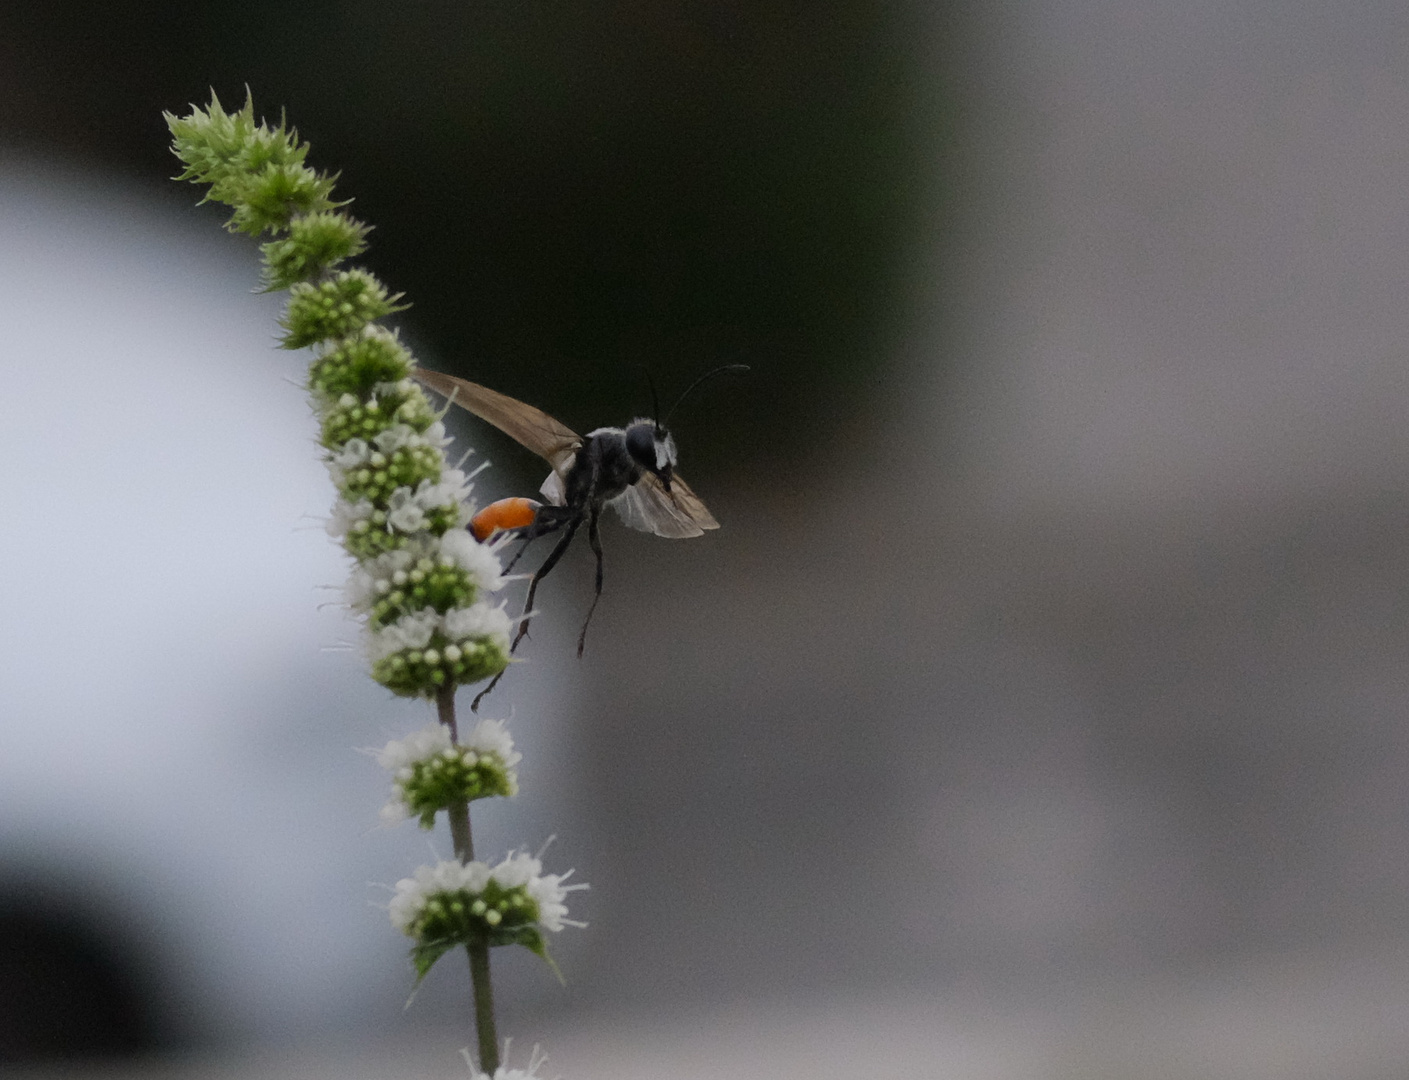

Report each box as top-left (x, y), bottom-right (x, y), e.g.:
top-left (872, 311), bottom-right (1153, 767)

top-left (1, 1), bottom-right (951, 478)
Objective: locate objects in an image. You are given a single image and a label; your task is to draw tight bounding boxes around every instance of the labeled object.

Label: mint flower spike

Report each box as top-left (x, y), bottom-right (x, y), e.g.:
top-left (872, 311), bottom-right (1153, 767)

top-left (377, 718), bottom-right (522, 828)
top-left (170, 91), bottom-right (509, 698)
top-left (169, 94), bottom-right (549, 1071)
top-left (389, 854), bottom-right (586, 981)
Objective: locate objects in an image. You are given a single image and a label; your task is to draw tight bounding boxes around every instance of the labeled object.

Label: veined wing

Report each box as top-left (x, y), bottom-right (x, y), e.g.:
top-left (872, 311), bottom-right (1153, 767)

top-left (413, 368), bottom-right (581, 474)
top-left (611, 471), bottom-right (719, 538)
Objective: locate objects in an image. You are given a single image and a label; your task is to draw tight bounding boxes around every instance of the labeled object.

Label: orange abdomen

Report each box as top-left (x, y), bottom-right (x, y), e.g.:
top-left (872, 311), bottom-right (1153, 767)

top-left (470, 497), bottom-right (542, 541)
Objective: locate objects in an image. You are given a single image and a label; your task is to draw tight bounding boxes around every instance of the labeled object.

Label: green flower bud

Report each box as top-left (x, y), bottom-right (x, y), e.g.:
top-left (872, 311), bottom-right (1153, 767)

top-left (281, 269), bottom-right (404, 349)
top-left (338, 442), bottom-right (442, 506)
top-left (370, 631), bottom-right (509, 698)
top-left (307, 327), bottom-right (414, 398)
top-left (344, 528), bottom-right (410, 561)
top-left (367, 564), bottom-right (477, 630)
top-left (319, 383), bottom-right (433, 447)
top-left (225, 161), bottom-right (338, 236)
top-left (261, 211), bottom-right (370, 290)
top-left (167, 93), bottom-right (307, 199)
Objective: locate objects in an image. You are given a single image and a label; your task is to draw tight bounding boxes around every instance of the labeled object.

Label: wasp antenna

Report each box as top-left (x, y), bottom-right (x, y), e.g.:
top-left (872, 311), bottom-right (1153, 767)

top-left (641, 365), bottom-right (663, 431)
top-left (666, 363), bottom-right (750, 425)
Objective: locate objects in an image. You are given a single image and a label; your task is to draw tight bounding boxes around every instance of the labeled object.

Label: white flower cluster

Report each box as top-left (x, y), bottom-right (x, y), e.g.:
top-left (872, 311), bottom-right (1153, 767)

top-left (385, 472), bottom-right (473, 534)
top-left (491, 852), bottom-right (578, 933)
top-left (388, 853), bottom-right (582, 937)
top-left (325, 468), bottom-right (475, 542)
top-left (324, 419), bottom-right (451, 487)
top-left (376, 718), bottom-right (523, 825)
top-left (462, 1045), bottom-right (550, 1080)
top-left (376, 719), bottom-right (453, 771)
top-left (345, 530), bottom-right (507, 611)
top-left (364, 603), bottom-right (512, 665)
top-left (311, 369), bottom-right (514, 696)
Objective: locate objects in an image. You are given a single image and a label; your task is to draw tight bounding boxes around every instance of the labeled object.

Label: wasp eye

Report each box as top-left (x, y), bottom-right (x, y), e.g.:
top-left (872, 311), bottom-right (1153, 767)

top-left (625, 424), bottom-right (658, 470)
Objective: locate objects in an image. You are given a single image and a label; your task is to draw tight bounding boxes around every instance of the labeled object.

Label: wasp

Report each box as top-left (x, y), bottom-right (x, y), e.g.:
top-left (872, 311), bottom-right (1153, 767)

top-left (413, 365), bottom-right (745, 685)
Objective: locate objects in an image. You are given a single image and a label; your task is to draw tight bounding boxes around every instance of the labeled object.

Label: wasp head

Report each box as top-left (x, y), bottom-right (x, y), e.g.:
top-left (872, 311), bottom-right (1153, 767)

top-left (625, 419), bottom-right (677, 491)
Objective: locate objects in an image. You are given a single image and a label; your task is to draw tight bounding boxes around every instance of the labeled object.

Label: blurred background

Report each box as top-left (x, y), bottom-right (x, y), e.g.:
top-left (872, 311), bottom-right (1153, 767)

top-left (4, 1), bottom-right (1409, 1077)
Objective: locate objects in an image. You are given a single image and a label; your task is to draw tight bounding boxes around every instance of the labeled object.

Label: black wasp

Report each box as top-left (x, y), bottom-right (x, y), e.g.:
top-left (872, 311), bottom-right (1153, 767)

top-left (413, 365), bottom-right (746, 691)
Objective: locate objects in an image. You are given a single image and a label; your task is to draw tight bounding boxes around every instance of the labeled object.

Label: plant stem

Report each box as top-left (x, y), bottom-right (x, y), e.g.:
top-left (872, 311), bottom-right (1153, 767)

top-left (436, 682), bottom-right (461, 743)
top-left (467, 941), bottom-right (499, 1073)
top-left (438, 684), bottom-right (474, 860)
top-left (436, 683), bottom-right (501, 1074)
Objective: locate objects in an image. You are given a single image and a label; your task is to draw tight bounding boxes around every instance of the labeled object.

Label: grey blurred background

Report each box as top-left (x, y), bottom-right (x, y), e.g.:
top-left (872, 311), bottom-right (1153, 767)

top-left (4, 2), bottom-right (1409, 1077)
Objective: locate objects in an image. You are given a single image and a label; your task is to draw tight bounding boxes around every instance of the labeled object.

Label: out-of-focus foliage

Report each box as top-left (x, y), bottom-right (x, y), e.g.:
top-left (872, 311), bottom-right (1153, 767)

top-left (0, 1), bottom-right (944, 474)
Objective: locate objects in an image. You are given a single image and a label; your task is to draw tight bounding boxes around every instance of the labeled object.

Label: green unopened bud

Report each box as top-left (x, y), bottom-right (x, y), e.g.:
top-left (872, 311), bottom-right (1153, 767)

top-left (346, 530), bottom-right (409, 561)
top-left (281, 269), bottom-right (404, 349)
top-left (167, 92), bottom-right (315, 223)
top-left (370, 632), bottom-right (509, 699)
top-left (338, 444), bottom-right (441, 506)
top-left (261, 211), bottom-right (370, 290)
top-left (307, 328), bottom-right (415, 398)
top-left (226, 161), bottom-right (338, 236)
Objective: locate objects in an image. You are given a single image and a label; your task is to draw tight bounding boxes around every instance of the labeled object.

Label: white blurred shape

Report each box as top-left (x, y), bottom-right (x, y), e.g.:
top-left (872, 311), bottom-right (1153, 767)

top-left (1, 175), bottom-right (321, 777)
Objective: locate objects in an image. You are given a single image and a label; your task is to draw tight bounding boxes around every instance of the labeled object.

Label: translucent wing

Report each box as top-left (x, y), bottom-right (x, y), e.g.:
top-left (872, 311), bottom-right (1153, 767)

top-left (539, 464), bottom-right (571, 506)
top-left (610, 471), bottom-right (720, 538)
top-left (413, 368), bottom-right (582, 475)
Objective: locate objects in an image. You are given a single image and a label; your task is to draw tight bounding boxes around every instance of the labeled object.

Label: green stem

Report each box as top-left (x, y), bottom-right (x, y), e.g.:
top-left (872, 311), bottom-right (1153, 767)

top-left (436, 684), bottom-right (500, 1074)
top-left (467, 941), bottom-right (499, 1073)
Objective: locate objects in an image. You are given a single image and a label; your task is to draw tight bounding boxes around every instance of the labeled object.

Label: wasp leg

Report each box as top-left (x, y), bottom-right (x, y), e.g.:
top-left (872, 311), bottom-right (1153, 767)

top-left (471, 510), bottom-right (580, 713)
top-left (501, 504), bottom-right (573, 572)
top-left (471, 670), bottom-right (503, 713)
top-left (577, 507), bottom-right (604, 658)
top-left (512, 515), bottom-right (580, 653)
top-left (502, 535), bottom-right (534, 574)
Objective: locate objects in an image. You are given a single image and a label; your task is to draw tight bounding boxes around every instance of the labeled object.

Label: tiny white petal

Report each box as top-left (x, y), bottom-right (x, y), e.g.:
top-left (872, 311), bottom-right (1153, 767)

top-left (331, 438), bottom-right (371, 469)
top-left (375, 728), bottom-right (431, 772)
top-left (387, 488), bottom-right (429, 533)
top-left (366, 608), bottom-right (439, 663)
top-left (373, 423), bottom-right (418, 454)
top-left (466, 718), bottom-right (522, 769)
top-left (439, 529), bottom-right (507, 591)
top-left (490, 852), bottom-right (539, 890)
top-left (345, 566), bottom-right (378, 610)
top-left (326, 497), bottom-right (374, 539)
top-left (442, 602), bottom-right (512, 647)
top-left (424, 420), bottom-right (451, 448)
